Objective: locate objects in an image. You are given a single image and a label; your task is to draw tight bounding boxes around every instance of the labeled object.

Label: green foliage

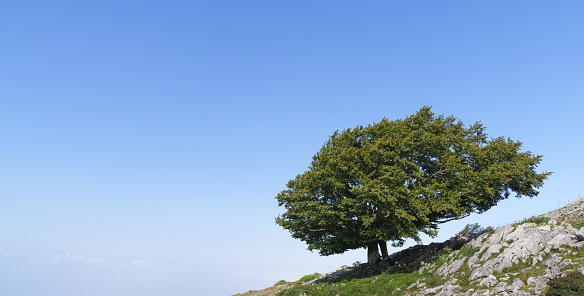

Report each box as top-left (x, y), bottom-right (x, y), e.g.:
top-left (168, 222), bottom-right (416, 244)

top-left (276, 106), bottom-right (551, 257)
top-left (458, 245), bottom-right (482, 258)
top-left (545, 271), bottom-right (584, 296)
top-left (515, 216), bottom-right (551, 226)
top-left (276, 271), bottom-right (421, 296)
top-left (570, 220), bottom-right (584, 229)
top-left (298, 273), bottom-right (321, 283)
top-left (277, 285), bottom-right (313, 296)
top-left (455, 223), bottom-right (494, 239)
top-left (559, 244), bottom-right (584, 262)
top-left (273, 280), bottom-right (287, 286)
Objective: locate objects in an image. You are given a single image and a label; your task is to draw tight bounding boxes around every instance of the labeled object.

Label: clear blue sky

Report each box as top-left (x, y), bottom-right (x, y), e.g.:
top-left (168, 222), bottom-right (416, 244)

top-left (1, 1), bottom-right (583, 295)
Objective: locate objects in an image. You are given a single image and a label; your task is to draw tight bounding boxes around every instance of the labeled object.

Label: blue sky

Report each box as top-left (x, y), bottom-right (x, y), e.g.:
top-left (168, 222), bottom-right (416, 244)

top-left (1, 1), bottom-right (583, 295)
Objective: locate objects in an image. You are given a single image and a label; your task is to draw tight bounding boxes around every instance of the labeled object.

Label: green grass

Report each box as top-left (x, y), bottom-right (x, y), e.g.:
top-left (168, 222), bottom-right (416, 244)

top-left (277, 270), bottom-right (430, 296)
top-left (448, 245), bottom-right (480, 289)
top-left (544, 271), bottom-right (584, 296)
top-left (273, 280), bottom-right (288, 286)
top-left (430, 250), bottom-right (454, 270)
top-left (498, 256), bottom-right (542, 282)
top-left (514, 216), bottom-right (551, 227)
top-left (298, 273), bottom-right (321, 283)
top-left (275, 243), bottom-right (464, 296)
top-left (455, 223), bottom-right (494, 239)
top-left (274, 247), bottom-right (565, 296)
top-left (272, 216), bottom-right (581, 296)
top-left (458, 245), bottom-right (480, 258)
top-left (570, 220), bottom-right (584, 229)
top-left (555, 244), bottom-right (584, 262)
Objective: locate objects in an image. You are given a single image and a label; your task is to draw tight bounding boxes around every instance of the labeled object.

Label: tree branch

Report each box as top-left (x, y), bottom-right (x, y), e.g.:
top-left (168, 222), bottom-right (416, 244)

top-left (434, 213), bottom-right (471, 224)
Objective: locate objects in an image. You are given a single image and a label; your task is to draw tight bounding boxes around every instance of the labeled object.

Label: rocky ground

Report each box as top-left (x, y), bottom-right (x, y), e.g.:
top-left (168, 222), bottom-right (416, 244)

top-left (235, 197), bottom-right (584, 296)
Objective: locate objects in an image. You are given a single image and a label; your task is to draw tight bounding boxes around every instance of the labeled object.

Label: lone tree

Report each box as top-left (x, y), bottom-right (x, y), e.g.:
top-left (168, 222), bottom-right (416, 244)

top-left (275, 107), bottom-right (551, 265)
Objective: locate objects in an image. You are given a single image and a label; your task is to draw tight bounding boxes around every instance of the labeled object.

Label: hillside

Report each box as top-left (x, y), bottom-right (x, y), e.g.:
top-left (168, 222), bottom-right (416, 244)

top-left (235, 197), bottom-right (584, 296)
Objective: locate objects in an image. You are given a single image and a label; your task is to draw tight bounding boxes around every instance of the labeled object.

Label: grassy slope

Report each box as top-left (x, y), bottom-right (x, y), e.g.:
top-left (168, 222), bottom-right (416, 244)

top-left (234, 199), bottom-right (584, 296)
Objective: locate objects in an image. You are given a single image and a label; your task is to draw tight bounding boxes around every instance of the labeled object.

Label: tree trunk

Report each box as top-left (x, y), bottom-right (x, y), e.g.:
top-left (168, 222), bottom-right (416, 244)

top-left (378, 240), bottom-right (389, 260)
top-left (367, 242), bottom-right (380, 265)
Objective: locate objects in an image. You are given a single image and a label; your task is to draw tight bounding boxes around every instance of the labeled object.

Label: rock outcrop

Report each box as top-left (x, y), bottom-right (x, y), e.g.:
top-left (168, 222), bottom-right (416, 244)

top-left (404, 197), bottom-right (584, 295)
top-left (238, 197), bottom-right (584, 296)
top-left (308, 197), bottom-right (584, 296)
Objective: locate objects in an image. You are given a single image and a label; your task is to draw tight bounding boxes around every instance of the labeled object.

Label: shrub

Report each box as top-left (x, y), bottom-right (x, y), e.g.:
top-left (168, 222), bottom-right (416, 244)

top-left (516, 216), bottom-right (551, 226)
top-left (455, 223), bottom-right (493, 239)
top-left (298, 273), bottom-right (321, 283)
top-left (571, 220), bottom-right (584, 229)
top-left (273, 280), bottom-right (287, 286)
top-left (277, 285), bottom-right (313, 296)
top-left (545, 271), bottom-right (584, 296)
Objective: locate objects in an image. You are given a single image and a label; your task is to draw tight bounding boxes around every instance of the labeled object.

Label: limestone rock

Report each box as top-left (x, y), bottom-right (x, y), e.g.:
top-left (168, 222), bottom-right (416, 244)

top-left (296, 197), bottom-right (584, 296)
top-left (485, 225), bottom-right (514, 244)
top-left (493, 281), bottom-right (507, 293)
top-left (478, 275), bottom-right (497, 287)
top-left (547, 233), bottom-right (572, 249)
top-left (575, 227), bottom-right (584, 241)
top-left (437, 258), bottom-right (467, 276)
top-left (560, 258), bottom-right (573, 267)
top-left (534, 276), bottom-right (548, 294)
top-left (467, 227), bottom-right (554, 276)
top-left (570, 241), bottom-right (584, 250)
top-left (480, 244), bottom-right (502, 261)
top-left (551, 225), bottom-right (566, 236)
top-left (417, 284), bottom-right (442, 295)
top-left (469, 259), bottom-right (496, 280)
top-left (438, 281), bottom-right (462, 296)
top-left (512, 278), bottom-right (525, 289)
top-left (306, 266), bottom-right (351, 285)
top-left (566, 223), bottom-right (578, 234)
top-left (467, 252), bottom-right (480, 268)
top-left (448, 258), bottom-right (466, 275)
top-left (543, 254), bottom-right (562, 279)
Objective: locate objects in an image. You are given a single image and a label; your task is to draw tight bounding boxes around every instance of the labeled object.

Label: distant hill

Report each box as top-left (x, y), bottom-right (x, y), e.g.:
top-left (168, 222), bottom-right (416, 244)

top-left (235, 197), bottom-right (584, 296)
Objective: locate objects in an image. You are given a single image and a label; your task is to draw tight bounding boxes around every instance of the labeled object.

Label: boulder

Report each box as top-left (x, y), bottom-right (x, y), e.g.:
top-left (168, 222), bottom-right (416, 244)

top-left (512, 278), bottom-right (525, 289)
top-left (543, 254), bottom-right (562, 279)
top-left (547, 234), bottom-right (572, 249)
top-left (437, 258), bottom-right (467, 276)
top-left (494, 281), bottom-right (507, 293)
top-left (417, 284), bottom-right (442, 295)
top-left (575, 227), bottom-right (584, 241)
top-left (485, 225), bottom-right (514, 244)
top-left (480, 244), bottom-right (502, 261)
top-left (467, 252), bottom-right (480, 268)
top-left (478, 275), bottom-right (498, 287)
top-left (534, 276), bottom-right (549, 294)
top-left (470, 259), bottom-right (496, 280)
top-left (438, 281), bottom-right (462, 296)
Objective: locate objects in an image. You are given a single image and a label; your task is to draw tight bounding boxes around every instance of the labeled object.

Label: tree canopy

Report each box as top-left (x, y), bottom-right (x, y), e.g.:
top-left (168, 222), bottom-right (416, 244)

top-left (275, 107), bottom-right (551, 264)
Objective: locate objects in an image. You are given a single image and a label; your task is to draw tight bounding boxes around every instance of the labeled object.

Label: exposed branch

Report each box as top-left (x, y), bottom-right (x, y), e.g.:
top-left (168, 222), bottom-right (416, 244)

top-left (434, 213), bottom-right (471, 224)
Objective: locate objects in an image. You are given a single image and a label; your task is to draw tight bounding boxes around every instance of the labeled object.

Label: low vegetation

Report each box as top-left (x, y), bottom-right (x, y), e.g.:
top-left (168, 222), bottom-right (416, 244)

top-left (514, 216), bottom-right (551, 226)
top-left (455, 223), bottom-right (494, 239)
top-left (544, 271), bottom-right (584, 296)
top-left (236, 197), bottom-right (584, 296)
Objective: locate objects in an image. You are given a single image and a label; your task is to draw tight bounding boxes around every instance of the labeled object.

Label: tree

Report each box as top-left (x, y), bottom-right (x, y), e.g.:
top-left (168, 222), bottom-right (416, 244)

top-left (275, 107), bottom-right (551, 265)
